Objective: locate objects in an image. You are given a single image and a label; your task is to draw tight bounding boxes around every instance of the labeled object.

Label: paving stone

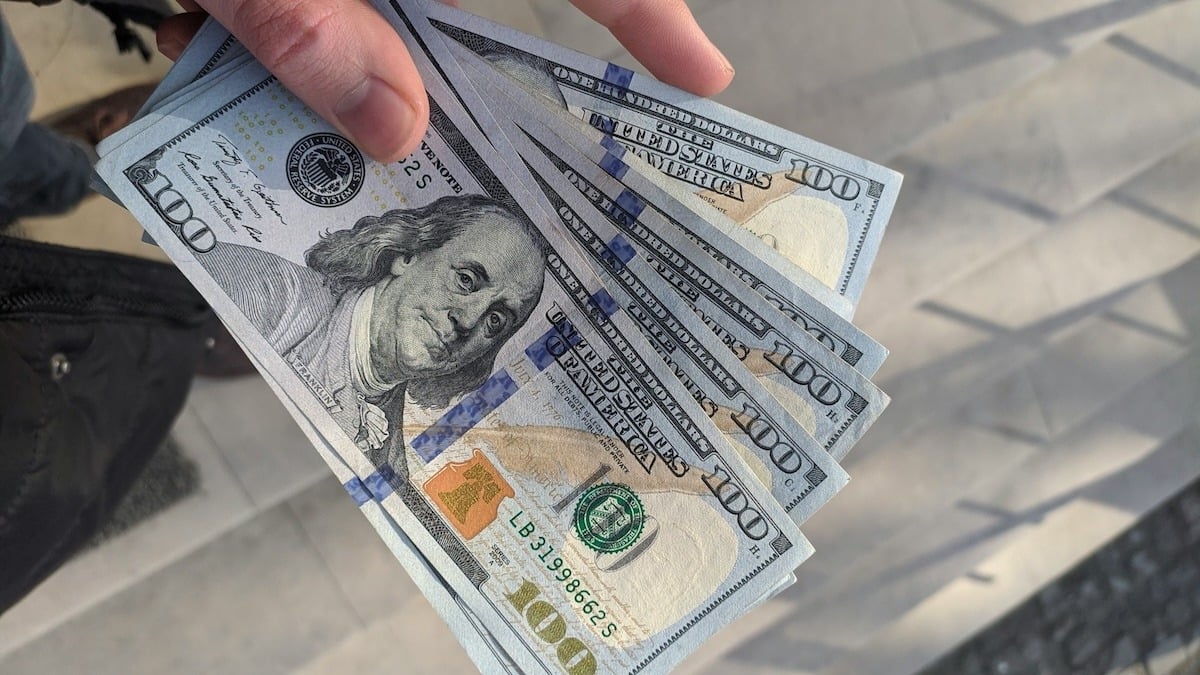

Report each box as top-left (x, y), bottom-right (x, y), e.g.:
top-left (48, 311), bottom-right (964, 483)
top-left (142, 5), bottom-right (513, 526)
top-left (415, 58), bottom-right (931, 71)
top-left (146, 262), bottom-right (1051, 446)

top-left (285, 477), bottom-right (420, 626)
top-left (0, 504), bottom-right (362, 675)
top-left (906, 2), bottom-right (1200, 218)
top-left (1027, 200), bottom-right (1200, 325)
top-left (802, 368), bottom-right (1047, 584)
top-left (1165, 601), bottom-right (1191, 636)
top-left (188, 377), bottom-right (329, 509)
top-left (1022, 285), bottom-right (1192, 436)
top-left (867, 249), bottom-right (1198, 459)
top-left (860, 245), bottom-right (1060, 455)
top-left (1146, 635), bottom-right (1189, 675)
top-left (1176, 491), bottom-right (1200, 539)
top-left (1130, 549), bottom-right (1163, 580)
top-left (778, 341), bottom-right (1198, 675)
top-left (457, 0), bottom-right (545, 37)
top-left (1037, 581), bottom-right (1067, 621)
top-left (1164, 566), bottom-right (1200, 598)
top-left (693, 0), bottom-right (1167, 160)
top-left (1147, 512), bottom-right (1188, 559)
top-left (860, 130), bottom-right (1200, 331)
top-left (1185, 633), bottom-right (1200, 666)
top-left (961, 650), bottom-right (988, 675)
top-left (855, 155), bottom-right (1050, 329)
top-left (524, 0), bottom-right (622, 63)
top-left (295, 596), bottom-right (477, 675)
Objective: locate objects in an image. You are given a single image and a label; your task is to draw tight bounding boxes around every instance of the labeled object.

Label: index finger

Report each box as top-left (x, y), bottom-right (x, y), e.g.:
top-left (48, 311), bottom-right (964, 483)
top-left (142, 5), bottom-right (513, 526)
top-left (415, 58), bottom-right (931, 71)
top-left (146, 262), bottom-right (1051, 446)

top-left (569, 0), bottom-right (733, 96)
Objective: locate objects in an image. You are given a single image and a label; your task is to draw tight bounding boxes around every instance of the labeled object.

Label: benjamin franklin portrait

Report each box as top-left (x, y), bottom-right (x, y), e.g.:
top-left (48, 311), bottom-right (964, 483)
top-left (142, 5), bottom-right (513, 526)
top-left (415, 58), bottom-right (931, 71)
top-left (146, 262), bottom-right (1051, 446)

top-left (204, 194), bottom-right (547, 468)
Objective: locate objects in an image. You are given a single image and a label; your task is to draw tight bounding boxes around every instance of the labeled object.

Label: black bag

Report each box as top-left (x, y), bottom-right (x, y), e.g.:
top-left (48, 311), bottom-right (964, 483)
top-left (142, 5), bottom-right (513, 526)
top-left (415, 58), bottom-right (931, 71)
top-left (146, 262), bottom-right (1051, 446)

top-left (0, 235), bottom-right (210, 613)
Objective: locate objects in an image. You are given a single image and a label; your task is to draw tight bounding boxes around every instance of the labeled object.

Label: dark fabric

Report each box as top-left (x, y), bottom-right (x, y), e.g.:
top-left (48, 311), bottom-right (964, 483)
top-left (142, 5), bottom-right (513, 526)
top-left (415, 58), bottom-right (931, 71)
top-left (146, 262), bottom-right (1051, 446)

top-left (0, 236), bottom-right (210, 614)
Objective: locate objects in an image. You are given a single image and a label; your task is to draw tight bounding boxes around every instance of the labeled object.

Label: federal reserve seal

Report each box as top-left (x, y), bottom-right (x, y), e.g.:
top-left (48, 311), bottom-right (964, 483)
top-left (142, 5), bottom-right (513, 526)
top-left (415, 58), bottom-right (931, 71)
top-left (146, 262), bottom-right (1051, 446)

top-left (286, 133), bottom-right (364, 207)
top-left (573, 483), bottom-right (645, 554)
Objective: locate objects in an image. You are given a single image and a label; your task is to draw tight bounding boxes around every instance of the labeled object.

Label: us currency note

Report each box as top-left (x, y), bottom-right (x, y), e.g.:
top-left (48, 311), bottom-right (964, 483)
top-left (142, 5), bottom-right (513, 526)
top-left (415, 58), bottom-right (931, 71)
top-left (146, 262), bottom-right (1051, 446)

top-left (449, 77), bottom-right (851, 520)
top-left (123, 19), bottom-right (889, 378)
top-left (255, 323), bottom-right (797, 670)
top-left (97, 43), bottom-right (809, 674)
top-left (113, 2), bottom-right (812, 642)
top-left (267, 355), bottom-right (799, 652)
top-left (449, 56), bottom-right (888, 462)
top-left (136, 17), bottom-right (242, 119)
top-left (451, 47), bottom-right (888, 378)
top-left (148, 14), bottom-right (888, 461)
top-left (420, 0), bottom-right (902, 314)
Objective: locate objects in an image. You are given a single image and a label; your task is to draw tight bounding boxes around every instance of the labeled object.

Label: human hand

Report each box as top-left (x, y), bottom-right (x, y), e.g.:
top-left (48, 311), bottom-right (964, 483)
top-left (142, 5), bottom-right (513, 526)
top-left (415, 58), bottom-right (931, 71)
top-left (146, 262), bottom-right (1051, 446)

top-left (156, 0), bottom-right (733, 163)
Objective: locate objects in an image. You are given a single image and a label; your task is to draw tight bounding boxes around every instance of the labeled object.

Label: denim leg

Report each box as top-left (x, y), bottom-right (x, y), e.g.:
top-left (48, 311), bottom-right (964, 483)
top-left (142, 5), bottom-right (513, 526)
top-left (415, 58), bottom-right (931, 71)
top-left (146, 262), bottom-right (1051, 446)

top-left (0, 124), bottom-right (93, 226)
top-left (0, 13), bottom-right (93, 227)
top-left (0, 11), bottom-right (35, 157)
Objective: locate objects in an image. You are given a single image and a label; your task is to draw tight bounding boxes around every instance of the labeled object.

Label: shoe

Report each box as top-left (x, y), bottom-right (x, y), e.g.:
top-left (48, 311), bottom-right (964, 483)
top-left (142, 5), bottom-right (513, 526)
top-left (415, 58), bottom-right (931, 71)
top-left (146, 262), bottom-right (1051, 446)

top-left (41, 82), bottom-right (158, 151)
top-left (195, 314), bottom-right (258, 378)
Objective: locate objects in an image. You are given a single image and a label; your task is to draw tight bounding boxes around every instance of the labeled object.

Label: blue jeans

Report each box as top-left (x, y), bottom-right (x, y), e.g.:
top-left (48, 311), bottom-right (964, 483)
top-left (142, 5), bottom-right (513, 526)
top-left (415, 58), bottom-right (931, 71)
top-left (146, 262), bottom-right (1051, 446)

top-left (0, 12), bottom-right (93, 227)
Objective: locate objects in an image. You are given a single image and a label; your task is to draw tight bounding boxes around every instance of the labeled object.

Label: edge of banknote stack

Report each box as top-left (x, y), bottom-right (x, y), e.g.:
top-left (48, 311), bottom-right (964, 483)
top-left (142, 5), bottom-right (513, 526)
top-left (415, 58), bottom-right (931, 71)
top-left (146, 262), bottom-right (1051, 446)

top-left (91, 1), bottom-right (901, 672)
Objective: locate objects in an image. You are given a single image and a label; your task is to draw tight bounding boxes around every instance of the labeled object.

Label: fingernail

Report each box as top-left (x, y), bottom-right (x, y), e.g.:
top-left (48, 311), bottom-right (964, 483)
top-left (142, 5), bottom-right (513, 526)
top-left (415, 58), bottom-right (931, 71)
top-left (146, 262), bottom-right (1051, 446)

top-left (716, 47), bottom-right (735, 78)
top-left (335, 77), bottom-right (420, 163)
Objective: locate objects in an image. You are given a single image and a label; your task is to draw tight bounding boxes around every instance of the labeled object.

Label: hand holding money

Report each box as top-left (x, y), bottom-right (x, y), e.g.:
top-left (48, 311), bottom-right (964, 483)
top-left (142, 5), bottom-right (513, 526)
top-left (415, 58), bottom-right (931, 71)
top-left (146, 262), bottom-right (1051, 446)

top-left (96, 1), bottom-right (902, 670)
top-left (155, 0), bottom-right (734, 162)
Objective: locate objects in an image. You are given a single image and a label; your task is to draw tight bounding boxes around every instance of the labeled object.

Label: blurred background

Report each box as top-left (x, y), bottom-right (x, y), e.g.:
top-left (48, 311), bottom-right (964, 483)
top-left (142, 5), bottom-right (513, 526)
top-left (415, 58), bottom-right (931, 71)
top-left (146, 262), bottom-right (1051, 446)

top-left (1, 0), bottom-right (1198, 673)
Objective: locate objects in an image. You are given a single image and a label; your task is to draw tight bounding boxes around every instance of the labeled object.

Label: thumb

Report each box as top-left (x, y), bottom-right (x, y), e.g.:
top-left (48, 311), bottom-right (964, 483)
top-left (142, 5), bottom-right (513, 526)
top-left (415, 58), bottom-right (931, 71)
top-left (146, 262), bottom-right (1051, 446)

top-left (197, 0), bottom-right (428, 162)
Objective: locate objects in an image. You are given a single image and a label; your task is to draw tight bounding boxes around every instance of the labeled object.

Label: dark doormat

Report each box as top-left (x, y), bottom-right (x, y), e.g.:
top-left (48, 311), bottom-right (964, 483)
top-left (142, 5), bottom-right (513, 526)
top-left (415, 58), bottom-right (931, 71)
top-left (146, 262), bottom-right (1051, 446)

top-left (920, 477), bottom-right (1200, 675)
top-left (87, 438), bottom-right (200, 548)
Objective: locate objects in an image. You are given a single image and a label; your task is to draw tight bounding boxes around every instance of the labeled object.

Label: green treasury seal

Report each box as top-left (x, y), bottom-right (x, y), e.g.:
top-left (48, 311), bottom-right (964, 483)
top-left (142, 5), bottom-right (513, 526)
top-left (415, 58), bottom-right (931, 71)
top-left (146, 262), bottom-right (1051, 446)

top-left (573, 483), bottom-right (645, 554)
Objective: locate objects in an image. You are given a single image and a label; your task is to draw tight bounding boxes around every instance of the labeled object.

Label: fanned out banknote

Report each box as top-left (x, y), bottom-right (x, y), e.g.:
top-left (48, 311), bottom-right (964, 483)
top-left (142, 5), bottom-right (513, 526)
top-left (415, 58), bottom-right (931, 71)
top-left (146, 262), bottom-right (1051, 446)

top-left (420, 0), bottom-right (901, 316)
top-left (94, 0), bottom-right (900, 670)
top-left (97, 41), bottom-right (810, 675)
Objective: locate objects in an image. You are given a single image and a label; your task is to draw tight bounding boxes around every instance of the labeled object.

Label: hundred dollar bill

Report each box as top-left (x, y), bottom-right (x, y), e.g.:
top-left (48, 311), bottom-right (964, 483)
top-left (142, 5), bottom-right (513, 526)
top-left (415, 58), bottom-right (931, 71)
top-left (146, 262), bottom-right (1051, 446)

top-left (101, 9), bottom-right (811, 661)
top-left (451, 47), bottom-right (888, 378)
top-left (450, 57), bottom-right (888, 462)
top-left (268, 355), bottom-right (798, 652)
top-left (137, 17), bottom-right (242, 119)
top-left (255, 321), bottom-right (797, 670)
top-left (96, 44), bottom-right (809, 674)
top-left (446, 68), bottom-right (850, 521)
top-left (420, 0), bottom-right (901, 313)
top-left (107, 5), bottom-right (809, 648)
top-left (121, 19), bottom-right (889, 378)
top-left (146, 14), bottom-right (882, 462)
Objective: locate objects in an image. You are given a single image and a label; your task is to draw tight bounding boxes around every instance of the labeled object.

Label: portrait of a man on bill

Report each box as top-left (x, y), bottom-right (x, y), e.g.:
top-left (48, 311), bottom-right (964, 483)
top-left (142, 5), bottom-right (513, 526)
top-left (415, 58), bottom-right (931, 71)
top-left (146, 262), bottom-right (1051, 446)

top-left (203, 194), bottom-right (547, 467)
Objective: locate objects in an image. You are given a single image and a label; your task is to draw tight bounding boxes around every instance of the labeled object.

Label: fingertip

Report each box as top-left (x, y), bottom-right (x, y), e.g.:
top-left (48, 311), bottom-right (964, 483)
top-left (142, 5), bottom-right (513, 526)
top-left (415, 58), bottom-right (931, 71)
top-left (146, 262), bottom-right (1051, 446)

top-left (156, 12), bottom-right (208, 61)
top-left (685, 49), bottom-right (734, 97)
top-left (156, 33), bottom-right (185, 61)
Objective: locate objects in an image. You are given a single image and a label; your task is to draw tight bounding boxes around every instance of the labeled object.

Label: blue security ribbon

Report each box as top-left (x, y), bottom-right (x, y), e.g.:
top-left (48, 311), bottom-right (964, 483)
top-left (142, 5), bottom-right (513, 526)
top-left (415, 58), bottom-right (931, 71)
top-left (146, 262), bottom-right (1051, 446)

top-left (409, 370), bottom-right (520, 462)
top-left (602, 63), bottom-right (635, 90)
top-left (343, 477), bottom-right (372, 506)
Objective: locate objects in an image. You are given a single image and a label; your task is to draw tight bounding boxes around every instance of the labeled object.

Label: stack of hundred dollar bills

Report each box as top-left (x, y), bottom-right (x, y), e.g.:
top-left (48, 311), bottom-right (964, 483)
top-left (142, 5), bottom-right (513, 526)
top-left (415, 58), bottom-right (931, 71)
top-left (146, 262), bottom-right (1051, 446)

top-left (94, 0), bottom-right (901, 671)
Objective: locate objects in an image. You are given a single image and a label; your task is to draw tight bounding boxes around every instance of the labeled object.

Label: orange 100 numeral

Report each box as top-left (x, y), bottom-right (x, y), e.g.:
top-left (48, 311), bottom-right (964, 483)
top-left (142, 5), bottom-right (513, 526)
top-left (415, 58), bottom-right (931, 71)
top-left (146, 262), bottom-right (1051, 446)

top-left (506, 579), bottom-right (601, 674)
